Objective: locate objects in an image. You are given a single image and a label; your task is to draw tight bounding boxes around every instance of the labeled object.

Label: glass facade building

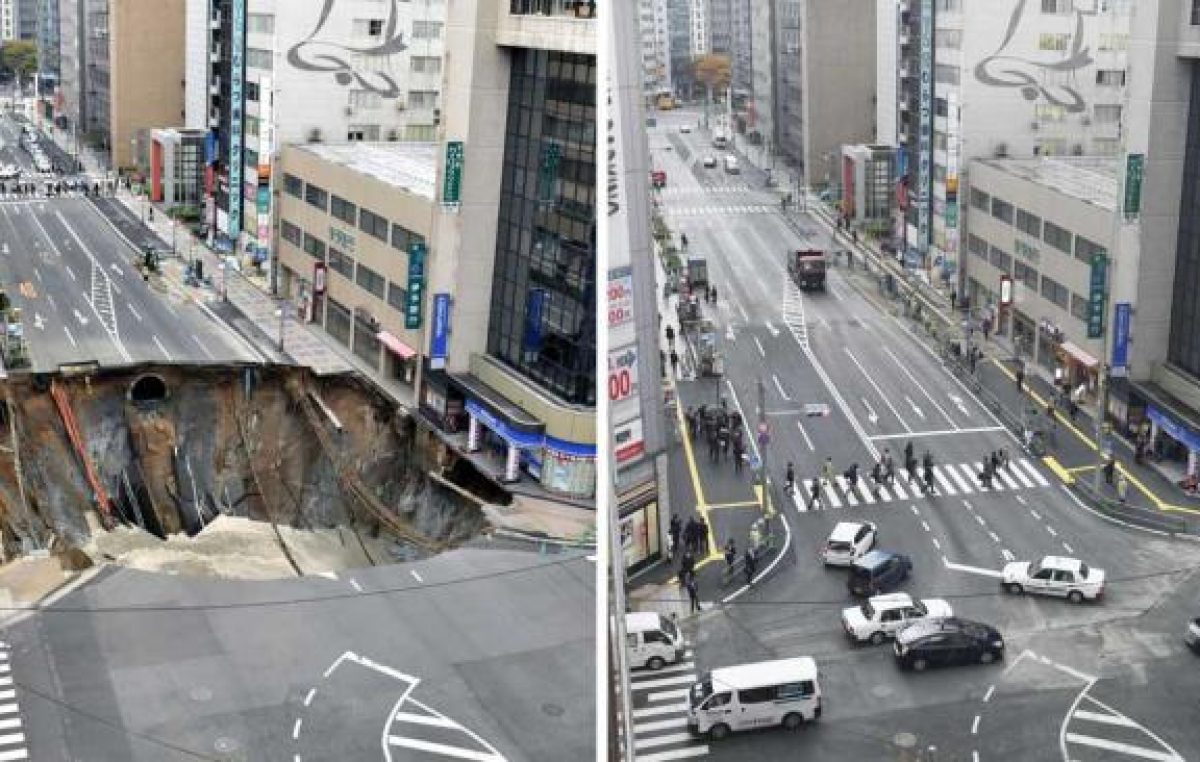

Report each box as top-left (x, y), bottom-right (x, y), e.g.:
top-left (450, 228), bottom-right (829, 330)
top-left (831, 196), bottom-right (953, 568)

top-left (487, 49), bottom-right (597, 408)
top-left (1170, 63), bottom-right (1200, 379)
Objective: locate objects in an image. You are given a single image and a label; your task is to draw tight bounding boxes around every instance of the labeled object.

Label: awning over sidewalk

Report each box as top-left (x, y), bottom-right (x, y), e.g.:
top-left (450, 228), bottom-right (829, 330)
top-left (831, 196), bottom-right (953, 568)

top-left (376, 331), bottom-right (417, 359)
top-left (465, 399), bottom-right (544, 449)
top-left (1059, 341), bottom-right (1098, 368)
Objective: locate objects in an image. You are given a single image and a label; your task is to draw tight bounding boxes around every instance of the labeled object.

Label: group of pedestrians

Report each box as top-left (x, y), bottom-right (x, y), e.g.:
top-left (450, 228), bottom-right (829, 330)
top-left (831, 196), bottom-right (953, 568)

top-left (785, 443), bottom-right (944, 507)
top-left (976, 449), bottom-right (1010, 489)
top-left (669, 513), bottom-right (712, 613)
top-left (684, 401), bottom-right (746, 471)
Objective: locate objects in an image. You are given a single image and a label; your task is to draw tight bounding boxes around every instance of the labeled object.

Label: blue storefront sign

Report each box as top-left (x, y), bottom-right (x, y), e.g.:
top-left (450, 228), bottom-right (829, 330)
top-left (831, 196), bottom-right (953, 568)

top-left (523, 288), bottom-right (547, 352)
top-left (465, 400), bottom-right (543, 449)
top-left (204, 130), bottom-right (219, 166)
top-left (1112, 301), bottom-right (1131, 373)
top-left (1146, 405), bottom-right (1200, 454)
top-left (430, 293), bottom-right (451, 370)
top-left (405, 242), bottom-right (426, 330)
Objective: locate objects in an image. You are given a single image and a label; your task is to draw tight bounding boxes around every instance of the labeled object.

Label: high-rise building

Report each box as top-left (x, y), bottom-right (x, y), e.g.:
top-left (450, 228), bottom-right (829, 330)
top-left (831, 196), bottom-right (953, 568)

top-left (747, 0), bottom-right (773, 145)
top-left (15, 0), bottom-right (35, 40)
top-left (666, 0), bottom-right (692, 96)
top-left (730, 0), bottom-right (752, 99)
top-left (689, 0), bottom-right (708, 58)
top-left (36, 0), bottom-right (58, 84)
top-left (638, 0), bottom-right (671, 100)
top-left (707, 0), bottom-right (731, 55)
top-left (0, 0), bottom-right (15, 40)
top-left (203, 0), bottom-right (445, 286)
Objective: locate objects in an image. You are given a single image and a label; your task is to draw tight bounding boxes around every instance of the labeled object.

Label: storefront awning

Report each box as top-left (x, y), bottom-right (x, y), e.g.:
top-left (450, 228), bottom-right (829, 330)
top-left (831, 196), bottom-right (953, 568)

top-left (1059, 341), bottom-right (1098, 369)
top-left (377, 331), bottom-right (417, 359)
top-left (466, 399), bottom-right (544, 449)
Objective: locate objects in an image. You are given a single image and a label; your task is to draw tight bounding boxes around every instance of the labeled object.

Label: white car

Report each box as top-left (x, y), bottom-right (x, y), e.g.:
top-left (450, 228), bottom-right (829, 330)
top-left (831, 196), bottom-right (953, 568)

top-left (820, 521), bottom-right (877, 566)
top-left (1002, 556), bottom-right (1105, 602)
top-left (842, 593), bottom-right (953, 645)
top-left (680, 124), bottom-right (692, 133)
top-left (1186, 617), bottom-right (1200, 653)
top-left (702, 155), bottom-right (717, 168)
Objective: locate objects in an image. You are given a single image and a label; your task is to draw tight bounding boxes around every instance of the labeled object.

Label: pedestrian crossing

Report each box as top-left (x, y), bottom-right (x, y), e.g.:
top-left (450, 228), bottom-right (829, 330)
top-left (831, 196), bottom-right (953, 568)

top-left (629, 654), bottom-right (708, 762)
top-left (0, 643), bottom-right (29, 761)
top-left (658, 183), bottom-right (756, 196)
top-left (664, 204), bottom-right (774, 218)
top-left (1063, 694), bottom-right (1185, 762)
top-left (792, 458), bottom-right (1050, 511)
top-left (782, 280), bottom-right (809, 350)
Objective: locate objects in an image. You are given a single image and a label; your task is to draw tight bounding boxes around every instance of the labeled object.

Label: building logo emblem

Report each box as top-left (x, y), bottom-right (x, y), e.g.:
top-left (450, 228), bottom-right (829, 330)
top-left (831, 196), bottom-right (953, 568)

top-left (286, 0), bottom-right (409, 98)
top-left (973, 0), bottom-right (1094, 113)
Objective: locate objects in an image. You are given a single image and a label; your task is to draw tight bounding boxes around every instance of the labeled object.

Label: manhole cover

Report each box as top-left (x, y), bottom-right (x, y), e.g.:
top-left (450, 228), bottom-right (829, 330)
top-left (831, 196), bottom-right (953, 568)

top-left (542, 703), bottom-right (564, 718)
top-left (893, 732), bottom-right (917, 749)
top-left (214, 737), bottom-right (239, 753)
top-left (190, 687), bottom-right (213, 702)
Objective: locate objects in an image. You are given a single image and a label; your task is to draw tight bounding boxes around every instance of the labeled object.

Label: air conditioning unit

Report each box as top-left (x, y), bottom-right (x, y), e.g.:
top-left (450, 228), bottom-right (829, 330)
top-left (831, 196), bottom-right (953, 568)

top-left (395, 100), bottom-right (406, 111)
top-left (307, 128), bottom-right (323, 143)
top-left (1072, 144), bottom-right (1084, 155)
top-left (994, 142), bottom-right (1008, 158)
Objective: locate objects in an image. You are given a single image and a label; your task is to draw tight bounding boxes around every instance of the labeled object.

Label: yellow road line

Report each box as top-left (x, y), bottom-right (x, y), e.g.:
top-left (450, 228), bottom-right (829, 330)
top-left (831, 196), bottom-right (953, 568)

top-left (1066, 465), bottom-right (1096, 474)
top-left (1042, 456), bottom-right (1075, 486)
top-left (707, 500), bottom-right (762, 510)
top-left (674, 383), bottom-right (719, 553)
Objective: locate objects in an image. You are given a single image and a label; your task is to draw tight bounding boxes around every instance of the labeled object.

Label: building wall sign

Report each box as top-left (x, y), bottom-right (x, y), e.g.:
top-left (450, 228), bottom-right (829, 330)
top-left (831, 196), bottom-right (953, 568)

top-left (917, 0), bottom-right (933, 254)
top-left (442, 140), bottom-right (464, 206)
top-left (228, 0), bottom-right (246, 239)
top-left (1087, 251), bottom-right (1107, 339)
top-left (1124, 153), bottom-right (1144, 219)
top-left (256, 75), bottom-right (273, 264)
top-left (608, 346), bottom-right (639, 404)
top-left (285, 0), bottom-right (408, 97)
top-left (1112, 301), bottom-right (1131, 374)
top-left (405, 242), bottom-right (426, 329)
top-left (430, 292), bottom-right (450, 369)
top-left (607, 266), bottom-right (634, 330)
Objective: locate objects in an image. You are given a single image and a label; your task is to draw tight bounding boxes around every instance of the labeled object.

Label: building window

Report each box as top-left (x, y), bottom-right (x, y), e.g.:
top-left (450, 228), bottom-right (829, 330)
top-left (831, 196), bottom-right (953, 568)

top-left (326, 298), bottom-right (351, 346)
top-left (1092, 138), bottom-right (1121, 156)
top-left (1094, 104), bottom-right (1122, 124)
top-left (407, 90), bottom-right (438, 109)
top-left (244, 81), bottom-right (260, 102)
top-left (1096, 69), bottom-right (1126, 87)
top-left (348, 90), bottom-right (382, 110)
top-left (284, 173), bottom-right (303, 199)
top-left (245, 116), bottom-right (260, 137)
top-left (412, 20), bottom-right (442, 39)
top-left (353, 18), bottom-right (385, 37)
top-left (359, 208), bottom-right (389, 242)
top-left (1035, 104), bottom-right (1066, 122)
top-left (1074, 235), bottom-right (1106, 265)
top-left (410, 56), bottom-right (442, 74)
top-left (387, 281), bottom-right (407, 312)
top-left (246, 48), bottom-right (273, 70)
top-left (356, 263), bottom-right (386, 299)
top-left (1014, 260), bottom-right (1039, 290)
top-left (937, 29), bottom-right (962, 49)
top-left (934, 64), bottom-right (959, 85)
top-left (281, 219), bottom-right (301, 246)
top-left (1041, 275), bottom-right (1070, 309)
top-left (328, 247), bottom-right (355, 279)
top-left (404, 124), bottom-right (437, 141)
top-left (247, 13), bottom-right (274, 33)
top-left (1043, 220), bottom-right (1072, 253)
top-left (1070, 292), bottom-right (1090, 322)
top-left (970, 188), bottom-right (990, 212)
top-left (244, 148), bottom-right (258, 167)
top-left (391, 223), bottom-right (424, 253)
top-left (331, 195), bottom-right (357, 225)
top-left (1099, 33), bottom-right (1129, 51)
top-left (1016, 209), bottom-right (1042, 238)
top-left (347, 125), bottom-right (381, 141)
top-left (302, 232), bottom-right (326, 261)
top-left (989, 245), bottom-right (1012, 273)
top-left (305, 183), bottom-right (328, 212)
top-left (968, 234), bottom-right (988, 259)
top-left (991, 196), bottom-right (1014, 225)
top-left (1039, 33), bottom-right (1069, 51)
top-left (1193, 0), bottom-right (1200, 24)
top-left (1041, 0), bottom-right (1072, 12)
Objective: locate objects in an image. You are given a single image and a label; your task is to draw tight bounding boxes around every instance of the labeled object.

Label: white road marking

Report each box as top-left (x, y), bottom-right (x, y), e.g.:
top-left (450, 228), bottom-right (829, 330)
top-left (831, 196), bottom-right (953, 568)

top-left (152, 335), bottom-right (172, 361)
top-left (944, 559), bottom-right (1004, 578)
top-left (861, 397), bottom-right (879, 425)
top-left (632, 702), bottom-right (689, 719)
top-left (1047, 526), bottom-right (1057, 537)
top-left (349, 578), bottom-right (363, 593)
top-left (292, 718), bottom-right (302, 740)
top-left (410, 569), bottom-right (423, 583)
top-left (931, 537), bottom-right (941, 550)
top-left (972, 715), bottom-right (980, 734)
top-left (882, 345), bottom-right (956, 425)
top-left (1073, 709), bottom-right (1139, 728)
top-left (1062, 542), bottom-right (1074, 554)
top-left (753, 336), bottom-right (765, 357)
top-left (1001, 549), bottom-right (1015, 562)
top-left (646, 688), bottom-right (690, 703)
top-left (1030, 509), bottom-right (1041, 520)
top-left (304, 688), bottom-right (316, 707)
top-left (983, 685), bottom-right (995, 703)
top-left (636, 732), bottom-right (697, 751)
top-left (635, 717), bottom-right (689, 734)
top-left (64, 264), bottom-right (75, 280)
top-left (1064, 734), bottom-right (1183, 761)
top-left (62, 326), bottom-right (76, 347)
top-left (1018, 458), bottom-right (1050, 486)
top-left (836, 476), bottom-right (859, 506)
top-left (127, 303), bottom-right (141, 321)
top-left (32, 267), bottom-right (39, 282)
top-left (988, 531), bottom-right (1001, 544)
top-left (845, 347), bottom-right (909, 430)
top-left (772, 374), bottom-right (790, 401)
top-left (974, 513), bottom-right (986, 526)
top-left (46, 294), bottom-right (55, 310)
top-left (795, 421), bottom-right (814, 451)
top-left (910, 505), bottom-right (919, 516)
top-left (192, 334), bottom-right (216, 360)
top-left (921, 520), bottom-right (931, 533)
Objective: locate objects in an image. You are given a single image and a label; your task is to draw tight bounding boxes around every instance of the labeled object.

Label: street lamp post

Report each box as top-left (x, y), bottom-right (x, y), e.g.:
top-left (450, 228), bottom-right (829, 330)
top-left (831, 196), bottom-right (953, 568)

top-left (277, 302), bottom-right (288, 352)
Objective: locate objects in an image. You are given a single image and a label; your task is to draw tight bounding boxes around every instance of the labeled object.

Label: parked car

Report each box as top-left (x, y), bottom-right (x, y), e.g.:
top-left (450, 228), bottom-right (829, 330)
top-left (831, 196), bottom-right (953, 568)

top-left (820, 521), bottom-right (876, 566)
top-left (848, 550), bottom-right (911, 597)
top-left (680, 124), bottom-right (692, 133)
top-left (842, 593), bottom-right (953, 645)
top-left (1185, 617), bottom-right (1200, 653)
top-left (626, 612), bottom-right (686, 670)
top-left (702, 155), bottom-right (717, 168)
top-left (893, 617), bottom-right (1005, 671)
top-left (1001, 556), bottom-right (1105, 603)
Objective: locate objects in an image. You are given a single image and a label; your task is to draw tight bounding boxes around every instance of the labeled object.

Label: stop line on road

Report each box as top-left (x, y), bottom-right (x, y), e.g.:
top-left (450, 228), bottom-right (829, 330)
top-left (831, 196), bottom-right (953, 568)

top-left (627, 655), bottom-right (708, 762)
top-left (664, 204), bottom-right (776, 218)
top-left (791, 457), bottom-right (1050, 511)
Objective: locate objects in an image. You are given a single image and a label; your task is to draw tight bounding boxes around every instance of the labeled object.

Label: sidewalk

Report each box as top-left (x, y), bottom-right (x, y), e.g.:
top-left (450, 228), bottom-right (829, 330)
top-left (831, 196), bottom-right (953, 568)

top-left (735, 145), bottom-right (1200, 532)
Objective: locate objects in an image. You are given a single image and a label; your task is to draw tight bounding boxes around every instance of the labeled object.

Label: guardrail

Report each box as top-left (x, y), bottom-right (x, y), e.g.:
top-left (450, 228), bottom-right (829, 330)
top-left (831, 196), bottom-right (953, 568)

top-left (1072, 477), bottom-right (1190, 535)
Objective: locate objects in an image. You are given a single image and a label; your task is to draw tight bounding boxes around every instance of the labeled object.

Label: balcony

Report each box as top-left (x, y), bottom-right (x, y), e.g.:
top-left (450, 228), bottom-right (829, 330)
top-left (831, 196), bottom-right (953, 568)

top-left (210, 46), bottom-right (222, 63)
top-left (209, 13), bottom-right (221, 30)
top-left (499, 0), bottom-right (595, 54)
top-left (209, 78), bottom-right (220, 96)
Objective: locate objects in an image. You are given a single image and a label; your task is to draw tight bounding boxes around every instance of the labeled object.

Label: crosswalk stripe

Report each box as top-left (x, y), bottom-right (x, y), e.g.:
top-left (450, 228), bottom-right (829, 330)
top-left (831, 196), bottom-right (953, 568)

top-left (1019, 458), bottom-right (1050, 486)
top-left (0, 734), bottom-right (24, 748)
top-left (1007, 463), bottom-right (1035, 488)
top-left (0, 749), bottom-right (28, 761)
top-left (0, 706), bottom-right (17, 717)
top-left (632, 674), bottom-right (698, 690)
top-left (648, 688), bottom-right (690, 703)
top-left (637, 732), bottom-right (698, 751)
top-left (792, 490), bottom-right (809, 513)
top-left (1072, 709), bottom-right (1139, 728)
top-left (632, 702), bottom-right (689, 719)
top-left (890, 480), bottom-right (909, 499)
top-left (874, 483), bottom-right (891, 501)
top-left (633, 662), bottom-right (695, 677)
top-left (823, 480), bottom-right (842, 508)
top-left (635, 717), bottom-right (690, 734)
top-left (1064, 733), bottom-right (1181, 761)
top-left (995, 468), bottom-right (1021, 490)
top-left (945, 464), bottom-right (974, 493)
top-left (637, 746), bottom-right (710, 762)
top-left (933, 467), bottom-right (957, 495)
top-left (835, 476), bottom-right (858, 506)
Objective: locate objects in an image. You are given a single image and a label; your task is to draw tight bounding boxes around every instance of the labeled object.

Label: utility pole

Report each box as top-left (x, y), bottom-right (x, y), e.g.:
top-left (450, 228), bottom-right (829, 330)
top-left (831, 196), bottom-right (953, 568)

top-left (757, 376), bottom-right (768, 517)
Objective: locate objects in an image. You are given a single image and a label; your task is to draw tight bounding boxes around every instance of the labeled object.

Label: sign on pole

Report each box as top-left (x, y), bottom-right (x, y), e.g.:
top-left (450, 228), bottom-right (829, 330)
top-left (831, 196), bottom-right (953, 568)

top-left (1124, 153), bottom-right (1144, 219)
top-left (442, 141), bottom-right (464, 206)
top-left (1087, 251), bottom-right (1107, 339)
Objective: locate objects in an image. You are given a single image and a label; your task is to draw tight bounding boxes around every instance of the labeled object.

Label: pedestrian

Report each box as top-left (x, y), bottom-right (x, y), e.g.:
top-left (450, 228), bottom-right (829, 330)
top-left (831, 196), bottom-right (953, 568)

top-left (808, 477), bottom-right (823, 510)
top-left (822, 456), bottom-right (835, 486)
top-left (732, 433), bottom-right (745, 474)
top-left (922, 452), bottom-right (936, 494)
top-left (724, 538), bottom-right (737, 571)
top-left (1000, 448), bottom-right (1010, 470)
top-left (1068, 397), bottom-right (1078, 422)
top-left (685, 575), bottom-right (701, 613)
top-left (665, 324), bottom-right (675, 349)
top-left (968, 348), bottom-right (978, 374)
top-left (669, 514), bottom-right (682, 557)
top-left (680, 548), bottom-right (696, 580)
top-left (1103, 457), bottom-right (1116, 486)
top-left (982, 317), bottom-right (992, 342)
top-left (785, 461), bottom-right (796, 494)
top-left (978, 456), bottom-right (992, 489)
top-left (696, 516), bottom-right (710, 555)
top-left (708, 431), bottom-right (720, 462)
top-left (669, 349), bottom-right (679, 376)
top-left (904, 441), bottom-right (914, 468)
top-left (684, 517), bottom-right (699, 554)
top-left (990, 451), bottom-right (1001, 475)
top-left (681, 233), bottom-right (689, 249)
top-left (743, 548), bottom-right (758, 585)
top-left (870, 460), bottom-right (884, 491)
top-left (846, 249), bottom-right (854, 269)
top-left (883, 448), bottom-right (895, 485)
top-left (1116, 473), bottom-right (1128, 503)
top-left (950, 288), bottom-right (957, 311)
top-left (1015, 365), bottom-right (1025, 392)
top-left (711, 285), bottom-right (719, 304)
top-left (906, 454), bottom-right (918, 484)
top-left (845, 462), bottom-right (859, 490)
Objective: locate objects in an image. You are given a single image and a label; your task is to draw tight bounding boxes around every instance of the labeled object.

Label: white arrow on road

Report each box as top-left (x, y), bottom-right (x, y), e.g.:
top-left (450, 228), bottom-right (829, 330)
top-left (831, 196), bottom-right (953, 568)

top-left (109, 262), bottom-right (123, 277)
top-left (725, 324), bottom-right (736, 341)
top-left (861, 397), bottom-right (879, 425)
top-left (905, 395), bottom-right (926, 419)
top-left (763, 320), bottom-right (780, 337)
top-left (949, 393), bottom-right (970, 417)
top-left (33, 313), bottom-right (43, 329)
top-left (72, 309), bottom-right (88, 326)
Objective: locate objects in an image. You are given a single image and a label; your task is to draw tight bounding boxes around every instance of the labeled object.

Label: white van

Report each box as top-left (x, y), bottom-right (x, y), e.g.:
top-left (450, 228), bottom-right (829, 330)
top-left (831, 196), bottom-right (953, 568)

top-left (626, 612), bottom-right (685, 670)
top-left (723, 155), bottom-right (740, 174)
top-left (687, 657), bottom-right (822, 740)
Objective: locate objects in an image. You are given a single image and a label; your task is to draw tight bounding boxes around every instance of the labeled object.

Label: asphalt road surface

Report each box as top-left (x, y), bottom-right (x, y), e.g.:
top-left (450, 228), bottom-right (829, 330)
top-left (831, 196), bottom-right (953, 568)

top-left (0, 196), bottom-right (260, 371)
top-left (4, 546), bottom-right (595, 761)
top-left (643, 108), bottom-right (1200, 762)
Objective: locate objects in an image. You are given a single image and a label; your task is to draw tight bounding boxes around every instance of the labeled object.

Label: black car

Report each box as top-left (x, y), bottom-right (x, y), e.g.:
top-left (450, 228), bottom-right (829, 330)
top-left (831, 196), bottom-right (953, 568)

top-left (847, 550), bottom-right (912, 597)
top-left (893, 617), bottom-right (1004, 671)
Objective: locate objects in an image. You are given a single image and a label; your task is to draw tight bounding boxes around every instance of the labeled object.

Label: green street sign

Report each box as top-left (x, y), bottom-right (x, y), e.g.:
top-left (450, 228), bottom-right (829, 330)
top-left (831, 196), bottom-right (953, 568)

top-left (1124, 153), bottom-right (1144, 218)
top-left (1088, 250), bottom-right (1107, 339)
top-left (442, 141), bottom-right (464, 205)
top-left (406, 242), bottom-right (426, 330)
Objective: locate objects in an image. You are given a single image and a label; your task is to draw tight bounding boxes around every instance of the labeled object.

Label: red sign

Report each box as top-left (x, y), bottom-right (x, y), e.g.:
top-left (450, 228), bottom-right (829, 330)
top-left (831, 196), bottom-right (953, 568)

top-left (313, 262), bottom-right (327, 294)
top-left (999, 275), bottom-right (1012, 307)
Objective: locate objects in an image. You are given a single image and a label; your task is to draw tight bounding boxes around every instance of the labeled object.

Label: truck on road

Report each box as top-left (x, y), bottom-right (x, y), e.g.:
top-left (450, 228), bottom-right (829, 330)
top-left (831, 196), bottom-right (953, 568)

top-left (788, 249), bottom-right (827, 291)
top-left (687, 257), bottom-right (708, 290)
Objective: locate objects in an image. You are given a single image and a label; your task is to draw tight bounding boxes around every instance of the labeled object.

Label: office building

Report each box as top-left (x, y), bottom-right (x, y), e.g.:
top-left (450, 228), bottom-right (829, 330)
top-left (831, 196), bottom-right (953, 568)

top-left (36, 0), bottom-right (58, 84)
top-left (638, 0), bottom-right (671, 101)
